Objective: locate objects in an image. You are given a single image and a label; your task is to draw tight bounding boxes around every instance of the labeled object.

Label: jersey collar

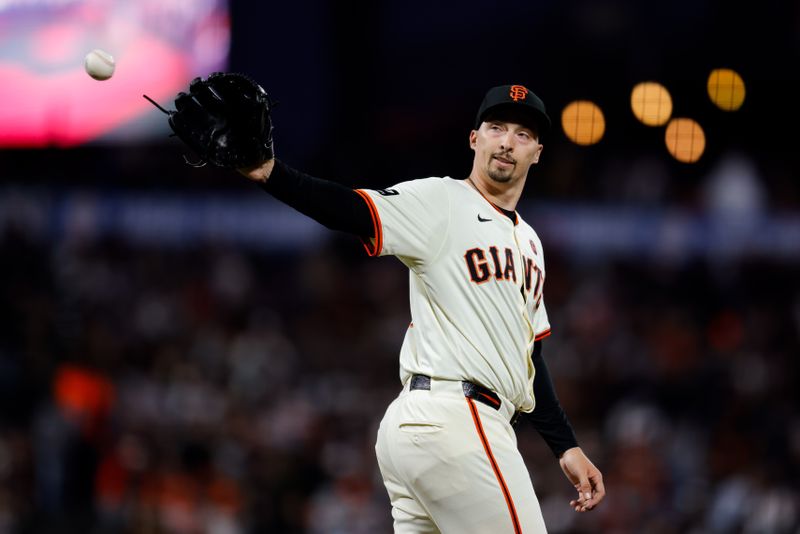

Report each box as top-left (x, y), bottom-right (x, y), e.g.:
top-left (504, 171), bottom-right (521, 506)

top-left (464, 178), bottom-right (519, 225)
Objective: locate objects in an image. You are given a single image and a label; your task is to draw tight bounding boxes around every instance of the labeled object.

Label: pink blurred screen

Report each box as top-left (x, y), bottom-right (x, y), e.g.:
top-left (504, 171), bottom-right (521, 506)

top-left (0, 0), bottom-right (230, 146)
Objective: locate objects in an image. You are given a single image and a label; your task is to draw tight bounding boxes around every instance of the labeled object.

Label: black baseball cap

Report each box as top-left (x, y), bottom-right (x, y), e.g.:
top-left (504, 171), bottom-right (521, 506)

top-left (474, 84), bottom-right (551, 136)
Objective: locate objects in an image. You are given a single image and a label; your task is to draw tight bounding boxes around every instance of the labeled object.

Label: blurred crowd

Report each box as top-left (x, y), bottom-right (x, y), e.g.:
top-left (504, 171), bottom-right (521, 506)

top-left (0, 215), bottom-right (798, 533)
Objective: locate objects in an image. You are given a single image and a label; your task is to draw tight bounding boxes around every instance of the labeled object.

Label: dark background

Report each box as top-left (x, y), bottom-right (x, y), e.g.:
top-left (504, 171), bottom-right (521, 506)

top-left (1, 1), bottom-right (799, 533)
top-left (2, 0), bottom-right (798, 202)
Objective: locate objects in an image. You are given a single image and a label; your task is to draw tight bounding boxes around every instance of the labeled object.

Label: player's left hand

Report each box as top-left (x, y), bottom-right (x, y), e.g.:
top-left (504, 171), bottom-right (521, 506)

top-left (558, 446), bottom-right (605, 512)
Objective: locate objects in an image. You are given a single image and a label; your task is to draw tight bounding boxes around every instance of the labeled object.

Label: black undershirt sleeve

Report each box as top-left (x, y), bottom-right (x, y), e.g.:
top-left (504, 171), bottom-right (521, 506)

top-left (527, 340), bottom-right (580, 457)
top-left (258, 159), bottom-right (375, 237)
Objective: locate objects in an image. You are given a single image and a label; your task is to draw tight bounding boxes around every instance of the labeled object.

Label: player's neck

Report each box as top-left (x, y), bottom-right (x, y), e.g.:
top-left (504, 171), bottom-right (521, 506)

top-left (466, 172), bottom-right (524, 211)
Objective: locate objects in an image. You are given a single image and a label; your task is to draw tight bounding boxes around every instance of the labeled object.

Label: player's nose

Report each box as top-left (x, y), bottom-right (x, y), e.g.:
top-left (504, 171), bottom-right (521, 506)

top-left (499, 131), bottom-right (515, 150)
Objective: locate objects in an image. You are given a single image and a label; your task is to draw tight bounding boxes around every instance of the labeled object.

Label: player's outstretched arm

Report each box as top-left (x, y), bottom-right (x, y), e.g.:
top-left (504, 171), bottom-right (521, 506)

top-left (559, 447), bottom-right (605, 512)
top-left (147, 73), bottom-right (374, 238)
top-left (242, 158), bottom-right (375, 238)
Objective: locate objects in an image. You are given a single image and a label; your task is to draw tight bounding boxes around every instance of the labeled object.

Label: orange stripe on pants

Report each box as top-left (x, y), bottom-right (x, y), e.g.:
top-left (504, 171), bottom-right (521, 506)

top-left (466, 397), bottom-right (522, 534)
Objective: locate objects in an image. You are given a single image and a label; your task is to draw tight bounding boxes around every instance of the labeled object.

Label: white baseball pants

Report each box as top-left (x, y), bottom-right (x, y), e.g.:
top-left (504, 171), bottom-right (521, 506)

top-left (375, 378), bottom-right (547, 533)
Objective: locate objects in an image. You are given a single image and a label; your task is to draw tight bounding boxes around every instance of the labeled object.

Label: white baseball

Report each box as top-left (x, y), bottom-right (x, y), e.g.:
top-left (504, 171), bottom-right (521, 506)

top-left (84, 49), bottom-right (115, 81)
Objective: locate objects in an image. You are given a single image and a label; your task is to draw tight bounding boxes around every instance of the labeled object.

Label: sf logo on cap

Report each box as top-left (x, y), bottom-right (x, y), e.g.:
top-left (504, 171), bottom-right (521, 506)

top-left (510, 85), bottom-right (528, 102)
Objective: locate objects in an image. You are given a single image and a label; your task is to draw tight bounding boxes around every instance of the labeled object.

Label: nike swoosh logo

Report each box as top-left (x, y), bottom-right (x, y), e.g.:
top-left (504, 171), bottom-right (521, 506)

top-left (477, 214), bottom-right (492, 222)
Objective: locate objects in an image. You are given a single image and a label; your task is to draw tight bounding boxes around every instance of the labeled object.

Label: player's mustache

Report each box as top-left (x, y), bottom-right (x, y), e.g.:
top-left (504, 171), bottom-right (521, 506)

top-left (492, 152), bottom-right (516, 164)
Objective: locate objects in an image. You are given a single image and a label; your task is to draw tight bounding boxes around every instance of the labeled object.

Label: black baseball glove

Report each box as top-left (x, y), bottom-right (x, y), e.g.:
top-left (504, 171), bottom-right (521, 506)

top-left (144, 72), bottom-right (275, 169)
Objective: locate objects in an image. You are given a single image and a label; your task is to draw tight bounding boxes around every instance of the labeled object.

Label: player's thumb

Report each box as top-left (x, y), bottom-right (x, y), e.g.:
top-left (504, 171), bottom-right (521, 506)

top-left (578, 474), bottom-right (592, 501)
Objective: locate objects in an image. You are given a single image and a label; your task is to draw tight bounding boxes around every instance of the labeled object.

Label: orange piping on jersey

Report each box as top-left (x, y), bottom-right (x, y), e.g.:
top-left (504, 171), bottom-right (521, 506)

top-left (534, 328), bottom-right (551, 341)
top-left (354, 190), bottom-right (383, 257)
top-left (466, 398), bottom-right (522, 534)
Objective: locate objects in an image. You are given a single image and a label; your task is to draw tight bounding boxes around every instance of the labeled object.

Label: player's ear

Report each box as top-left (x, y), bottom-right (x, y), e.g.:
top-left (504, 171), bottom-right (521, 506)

top-left (469, 130), bottom-right (477, 150)
top-left (532, 144), bottom-right (543, 164)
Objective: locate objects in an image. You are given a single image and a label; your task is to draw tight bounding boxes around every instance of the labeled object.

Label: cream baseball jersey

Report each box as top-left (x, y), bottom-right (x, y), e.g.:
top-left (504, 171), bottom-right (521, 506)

top-left (356, 177), bottom-right (551, 412)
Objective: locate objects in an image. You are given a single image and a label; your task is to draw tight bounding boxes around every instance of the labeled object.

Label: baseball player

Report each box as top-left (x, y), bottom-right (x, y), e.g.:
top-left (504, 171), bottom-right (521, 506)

top-left (239, 85), bottom-right (605, 532)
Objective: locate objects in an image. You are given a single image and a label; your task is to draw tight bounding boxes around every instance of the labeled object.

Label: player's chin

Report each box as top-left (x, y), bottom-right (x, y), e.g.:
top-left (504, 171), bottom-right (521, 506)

top-left (487, 168), bottom-right (513, 183)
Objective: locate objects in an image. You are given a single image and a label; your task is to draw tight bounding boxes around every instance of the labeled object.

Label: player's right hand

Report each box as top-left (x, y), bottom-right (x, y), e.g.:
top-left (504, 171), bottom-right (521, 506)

top-left (558, 446), bottom-right (606, 512)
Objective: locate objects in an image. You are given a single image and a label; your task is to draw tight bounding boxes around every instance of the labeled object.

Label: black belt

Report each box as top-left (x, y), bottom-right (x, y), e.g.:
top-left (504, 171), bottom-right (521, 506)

top-left (409, 375), bottom-right (521, 425)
